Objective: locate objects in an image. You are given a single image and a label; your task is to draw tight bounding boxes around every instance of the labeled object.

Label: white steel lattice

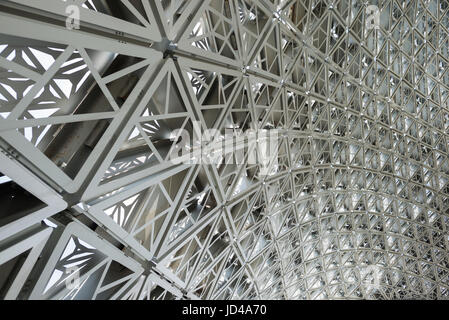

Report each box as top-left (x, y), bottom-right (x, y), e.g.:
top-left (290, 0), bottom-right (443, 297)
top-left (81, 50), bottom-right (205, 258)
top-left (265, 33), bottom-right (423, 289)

top-left (0, 0), bottom-right (449, 300)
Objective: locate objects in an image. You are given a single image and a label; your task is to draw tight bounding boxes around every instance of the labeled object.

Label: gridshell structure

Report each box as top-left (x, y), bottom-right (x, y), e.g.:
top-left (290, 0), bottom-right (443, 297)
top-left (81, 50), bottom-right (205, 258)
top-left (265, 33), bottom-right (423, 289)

top-left (1, 0), bottom-right (449, 300)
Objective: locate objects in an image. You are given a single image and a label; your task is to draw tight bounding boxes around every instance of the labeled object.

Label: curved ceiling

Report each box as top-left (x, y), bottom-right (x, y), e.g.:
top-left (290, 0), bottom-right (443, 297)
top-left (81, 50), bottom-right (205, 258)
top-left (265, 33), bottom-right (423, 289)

top-left (0, 0), bottom-right (449, 300)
